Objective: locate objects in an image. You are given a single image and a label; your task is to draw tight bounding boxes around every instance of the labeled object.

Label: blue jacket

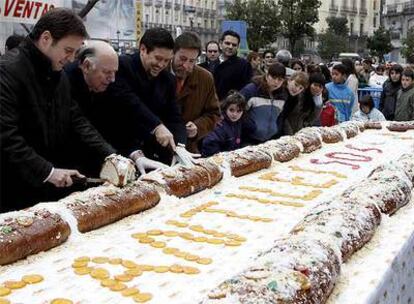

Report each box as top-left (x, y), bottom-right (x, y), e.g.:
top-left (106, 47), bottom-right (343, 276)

top-left (240, 83), bottom-right (288, 142)
top-left (201, 116), bottom-right (256, 157)
top-left (326, 82), bottom-right (354, 123)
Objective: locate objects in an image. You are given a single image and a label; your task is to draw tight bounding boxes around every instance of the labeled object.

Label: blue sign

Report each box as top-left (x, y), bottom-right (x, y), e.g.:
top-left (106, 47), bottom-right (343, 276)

top-left (221, 20), bottom-right (249, 53)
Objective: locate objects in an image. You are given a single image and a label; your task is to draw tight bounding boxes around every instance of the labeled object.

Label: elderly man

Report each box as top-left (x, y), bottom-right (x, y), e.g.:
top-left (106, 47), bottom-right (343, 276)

top-left (65, 40), bottom-right (167, 175)
top-left (0, 9), bottom-right (121, 212)
top-left (172, 32), bottom-right (220, 153)
top-left (106, 28), bottom-right (196, 166)
top-left (214, 30), bottom-right (252, 101)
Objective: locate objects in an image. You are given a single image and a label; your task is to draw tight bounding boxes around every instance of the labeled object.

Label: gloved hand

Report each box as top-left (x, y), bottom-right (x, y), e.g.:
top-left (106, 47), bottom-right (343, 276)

top-left (154, 124), bottom-right (176, 150)
top-left (172, 143), bottom-right (201, 167)
top-left (131, 150), bottom-right (169, 175)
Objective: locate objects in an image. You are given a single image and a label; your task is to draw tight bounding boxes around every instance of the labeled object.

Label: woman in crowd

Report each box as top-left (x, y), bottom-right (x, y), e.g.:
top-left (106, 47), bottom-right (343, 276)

top-left (290, 59), bottom-right (305, 72)
top-left (280, 71), bottom-right (311, 135)
top-left (341, 58), bottom-right (359, 113)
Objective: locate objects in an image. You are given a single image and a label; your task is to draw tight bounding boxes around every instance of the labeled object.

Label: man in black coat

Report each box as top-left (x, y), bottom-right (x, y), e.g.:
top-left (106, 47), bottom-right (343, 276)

top-left (0, 9), bottom-right (118, 212)
top-left (106, 28), bottom-right (192, 165)
top-left (380, 64), bottom-right (403, 120)
top-left (65, 40), bottom-right (167, 175)
top-left (214, 30), bottom-right (252, 101)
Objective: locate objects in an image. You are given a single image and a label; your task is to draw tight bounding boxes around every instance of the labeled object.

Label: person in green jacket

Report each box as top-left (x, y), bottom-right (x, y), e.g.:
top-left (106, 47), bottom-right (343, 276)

top-left (394, 69), bottom-right (414, 121)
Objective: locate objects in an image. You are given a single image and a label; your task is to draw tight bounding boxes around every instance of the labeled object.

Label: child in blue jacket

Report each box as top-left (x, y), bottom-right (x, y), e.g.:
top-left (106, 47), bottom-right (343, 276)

top-left (326, 64), bottom-right (355, 123)
top-left (201, 91), bottom-right (255, 157)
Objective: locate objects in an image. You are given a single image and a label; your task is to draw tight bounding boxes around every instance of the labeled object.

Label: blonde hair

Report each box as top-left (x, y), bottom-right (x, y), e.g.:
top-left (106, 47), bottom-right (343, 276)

top-left (290, 71), bottom-right (309, 88)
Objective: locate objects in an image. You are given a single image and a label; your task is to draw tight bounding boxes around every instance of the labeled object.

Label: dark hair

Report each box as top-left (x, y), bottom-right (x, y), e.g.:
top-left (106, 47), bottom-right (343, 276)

top-left (319, 64), bottom-right (331, 83)
top-left (359, 94), bottom-right (374, 111)
top-left (174, 31), bottom-right (201, 55)
top-left (376, 64), bottom-right (385, 72)
top-left (5, 34), bottom-right (25, 51)
top-left (306, 64), bottom-right (321, 74)
top-left (362, 58), bottom-right (373, 66)
top-left (247, 51), bottom-right (260, 63)
top-left (267, 63), bottom-right (286, 78)
top-left (390, 64), bottom-right (403, 74)
top-left (341, 58), bottom-right (356, 76)
top-left (221, 91), bottom-right (247, 114)
top-left (252, 63), bottom-right (286, 93)
top-left (402, 68), bottom-right (414, 80)
top-left (205, 40), bottom-right (219, 52)
top-left (220, 30), bottom-right (240, 44)
top-left (332, 63), bottom-right (348, 75)
top-left (290, 59), bottom-right (304, 71)
top-left (139, 28), bottom-right (174, 52)
top-left (263, 50), bottom-right (274, 59)
top-left (309, 72), bottom-right (326, 85)
top-left (30, 8), bottom-right (88, 42)
top-left (408, 54), bottom-right (414, 64)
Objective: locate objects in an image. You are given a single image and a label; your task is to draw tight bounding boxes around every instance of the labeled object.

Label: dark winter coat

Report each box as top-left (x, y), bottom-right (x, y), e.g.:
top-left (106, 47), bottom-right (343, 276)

top-left (380, 79), bottom-right (401, 120)
top-left (0, 39), bottom-right (115, 212)
top-left (201, 116), bottom-right (256, 157)
top-left (213, 55), bottom-right (252, 101)
top-left (105, 52), bottom-right (186, 163)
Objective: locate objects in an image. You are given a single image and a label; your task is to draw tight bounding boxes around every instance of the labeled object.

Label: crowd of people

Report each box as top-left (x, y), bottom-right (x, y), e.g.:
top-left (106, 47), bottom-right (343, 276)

top-left (1, 8), bottom-right (413, 212)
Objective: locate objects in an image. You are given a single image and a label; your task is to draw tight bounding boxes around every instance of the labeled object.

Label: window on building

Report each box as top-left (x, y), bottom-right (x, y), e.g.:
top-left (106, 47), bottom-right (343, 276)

top-left (360, 22), bottom-right (364, 35)
top-left (373, 16), bottom-right (377, 27)
top-left (350, 21), bottom-right (354, 35)
top-left (373, 0), bottom-right (376, 10)
top-left (211, 19), bottom-right (214, 28)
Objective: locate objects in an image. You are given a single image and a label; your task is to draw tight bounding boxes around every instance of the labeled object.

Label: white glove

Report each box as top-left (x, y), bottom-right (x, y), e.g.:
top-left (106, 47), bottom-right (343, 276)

top-left (172, 143), bottom-right (201, 167)
top-left (154, 124), bottom-right (176, 150)
top-left (131, 150), bottom-right (169, 175)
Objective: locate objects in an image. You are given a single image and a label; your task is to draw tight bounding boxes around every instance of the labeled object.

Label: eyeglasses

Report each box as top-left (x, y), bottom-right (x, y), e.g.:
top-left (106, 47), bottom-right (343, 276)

top-left (207, 50), bottom-right (218, 53)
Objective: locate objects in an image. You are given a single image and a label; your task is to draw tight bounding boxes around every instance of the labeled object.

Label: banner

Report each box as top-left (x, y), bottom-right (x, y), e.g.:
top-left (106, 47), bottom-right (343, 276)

top-left (135, 0), bottom-right (142, 41)
top-left (0, 0), bottom-right (63, 24)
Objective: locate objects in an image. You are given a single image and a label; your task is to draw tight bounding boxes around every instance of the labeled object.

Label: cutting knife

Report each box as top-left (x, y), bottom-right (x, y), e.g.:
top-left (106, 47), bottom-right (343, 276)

top-left (71, 176), bottom-right (106, 185)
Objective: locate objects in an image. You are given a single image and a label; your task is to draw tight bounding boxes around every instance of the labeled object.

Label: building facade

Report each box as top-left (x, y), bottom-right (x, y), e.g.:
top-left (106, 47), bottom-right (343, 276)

top-left (383, 0), bottom-right (414, 62)
top-left (142, 0), bottom-right (220, 45)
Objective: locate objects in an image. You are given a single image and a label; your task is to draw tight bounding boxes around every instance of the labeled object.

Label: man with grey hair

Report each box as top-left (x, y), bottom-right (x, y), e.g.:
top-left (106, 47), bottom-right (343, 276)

top-left (65, 40), bottom-right (167, 175)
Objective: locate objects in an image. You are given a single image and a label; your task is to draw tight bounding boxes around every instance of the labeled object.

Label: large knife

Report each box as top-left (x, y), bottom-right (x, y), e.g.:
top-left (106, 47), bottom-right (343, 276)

top-left (71, 176), bottom-right (106, 186)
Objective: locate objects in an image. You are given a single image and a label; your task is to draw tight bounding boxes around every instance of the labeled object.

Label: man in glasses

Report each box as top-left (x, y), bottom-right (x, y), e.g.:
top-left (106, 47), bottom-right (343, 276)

top-left (199, 40), bottom-right (220, 73)
top-left (213, 30), bottom-right (252, 101)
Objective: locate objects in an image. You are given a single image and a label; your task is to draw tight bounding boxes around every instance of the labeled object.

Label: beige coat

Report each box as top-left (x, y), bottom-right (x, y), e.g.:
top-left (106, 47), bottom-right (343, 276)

top-left (176, 65), bottom-right (220, 153)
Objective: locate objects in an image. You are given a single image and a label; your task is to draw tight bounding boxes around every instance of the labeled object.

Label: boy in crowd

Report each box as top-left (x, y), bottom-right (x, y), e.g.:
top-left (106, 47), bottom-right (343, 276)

top-left (326, 64), bottom-right (354, 123)
top-left (394, 69), bottom-right (414, 121)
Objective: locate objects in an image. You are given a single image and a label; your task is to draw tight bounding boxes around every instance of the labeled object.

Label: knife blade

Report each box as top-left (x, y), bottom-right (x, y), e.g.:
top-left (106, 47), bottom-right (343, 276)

top-left (72, 176), bottom-right (106, 185)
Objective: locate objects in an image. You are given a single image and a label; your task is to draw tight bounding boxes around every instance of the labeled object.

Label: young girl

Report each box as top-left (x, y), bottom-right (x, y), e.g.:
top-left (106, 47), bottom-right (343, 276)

top-left (352, 95), bottom-right (386, 122)
top-left (326, 64), bottom-right (355, 123)
top-left (201, 92), bottom-right (255, 157)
